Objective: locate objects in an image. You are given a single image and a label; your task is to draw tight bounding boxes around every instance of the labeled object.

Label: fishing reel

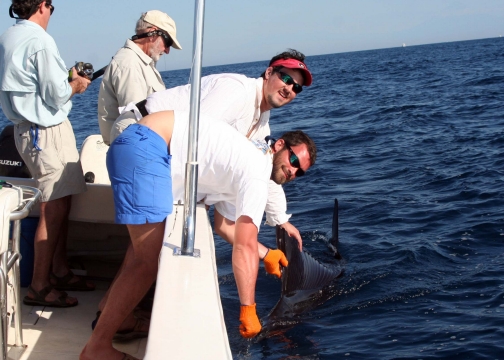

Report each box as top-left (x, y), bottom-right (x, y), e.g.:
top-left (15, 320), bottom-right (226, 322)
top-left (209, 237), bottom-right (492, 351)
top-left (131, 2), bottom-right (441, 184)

top-left (68, 62), bottom-right (94, 81)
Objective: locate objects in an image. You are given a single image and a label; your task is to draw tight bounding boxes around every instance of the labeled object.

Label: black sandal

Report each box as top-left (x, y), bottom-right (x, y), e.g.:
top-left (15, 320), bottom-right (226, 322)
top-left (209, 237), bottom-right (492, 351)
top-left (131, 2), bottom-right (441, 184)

top-left (23, 285), bottom-right (78, 308)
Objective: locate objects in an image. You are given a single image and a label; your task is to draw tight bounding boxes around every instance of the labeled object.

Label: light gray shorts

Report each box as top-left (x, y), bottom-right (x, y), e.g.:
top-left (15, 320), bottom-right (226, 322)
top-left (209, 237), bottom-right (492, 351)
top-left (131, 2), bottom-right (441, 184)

top-left (14, 119), bottom-right (87, 202)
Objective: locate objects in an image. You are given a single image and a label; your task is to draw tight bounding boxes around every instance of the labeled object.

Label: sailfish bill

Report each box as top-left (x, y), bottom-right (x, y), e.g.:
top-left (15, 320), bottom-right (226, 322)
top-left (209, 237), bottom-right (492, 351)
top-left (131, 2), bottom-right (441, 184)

top-left (258, 199), bottom-right (343, 338)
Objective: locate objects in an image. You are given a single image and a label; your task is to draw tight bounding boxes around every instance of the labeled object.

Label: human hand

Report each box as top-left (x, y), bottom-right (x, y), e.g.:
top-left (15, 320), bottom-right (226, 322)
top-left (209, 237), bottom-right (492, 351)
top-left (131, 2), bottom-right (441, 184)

top-left (280, 221), bottom-right (302, 250)
top-left (70, 67), bottom-right (91, 94)
top-left (263, 249), bottom-right (288, 278)
top-left (239, 304), bottom-right (262, 338)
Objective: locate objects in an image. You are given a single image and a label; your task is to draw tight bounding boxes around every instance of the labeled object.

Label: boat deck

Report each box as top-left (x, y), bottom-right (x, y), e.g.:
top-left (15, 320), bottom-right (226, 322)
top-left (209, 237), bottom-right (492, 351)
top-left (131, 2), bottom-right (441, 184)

top-left (6, 205), bottom-right (232, 360)
top-left (3, 174), bottom-right (231, 359)
top-left (8, 282), bottom-right (147, 360)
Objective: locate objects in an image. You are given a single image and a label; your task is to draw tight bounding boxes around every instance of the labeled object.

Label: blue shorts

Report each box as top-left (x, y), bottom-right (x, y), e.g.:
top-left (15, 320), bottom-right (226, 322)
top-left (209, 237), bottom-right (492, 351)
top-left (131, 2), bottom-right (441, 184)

top-left (107, 124), bottom-right (173, 224)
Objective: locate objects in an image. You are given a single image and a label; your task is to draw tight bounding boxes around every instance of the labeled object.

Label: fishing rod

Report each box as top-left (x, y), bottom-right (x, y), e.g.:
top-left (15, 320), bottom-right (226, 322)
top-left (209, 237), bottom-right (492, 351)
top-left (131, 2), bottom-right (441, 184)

top-left (91, 65), bottom-right (107, 81)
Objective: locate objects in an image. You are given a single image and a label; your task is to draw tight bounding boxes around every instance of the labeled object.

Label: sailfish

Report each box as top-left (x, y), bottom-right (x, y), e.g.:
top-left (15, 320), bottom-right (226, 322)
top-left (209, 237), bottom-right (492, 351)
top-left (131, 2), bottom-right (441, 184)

top-left (258, 199), bottom-right (343, 338)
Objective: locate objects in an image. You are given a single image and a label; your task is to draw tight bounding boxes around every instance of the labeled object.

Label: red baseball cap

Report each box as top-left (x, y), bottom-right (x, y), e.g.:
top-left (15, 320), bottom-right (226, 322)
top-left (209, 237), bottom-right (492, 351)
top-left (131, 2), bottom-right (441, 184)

top-left (269, 58), bottom-right (313, 86)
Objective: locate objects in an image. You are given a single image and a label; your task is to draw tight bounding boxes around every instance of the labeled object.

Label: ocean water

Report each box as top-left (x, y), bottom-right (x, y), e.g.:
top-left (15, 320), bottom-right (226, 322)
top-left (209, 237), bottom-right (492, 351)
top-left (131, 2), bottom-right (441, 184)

top-left (1, 37), bottom-right (503, 359)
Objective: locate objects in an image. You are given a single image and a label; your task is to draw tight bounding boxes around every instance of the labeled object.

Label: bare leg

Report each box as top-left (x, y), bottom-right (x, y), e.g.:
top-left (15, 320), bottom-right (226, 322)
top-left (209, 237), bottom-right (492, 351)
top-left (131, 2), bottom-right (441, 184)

top-left (80, 221), bottom-right (165, 360)
top-left (213, 209), bottom-right (236, 244)
top-left (97, 243), bottom-right (132, 311)
top-left (27, 196), bottom-right (77, 305)
top-left (50, 196), bottom-right (70, 274)
top-left (51, 196), bottom-right (94, 289)
top-left (96, 243), bottom-right (146, 330)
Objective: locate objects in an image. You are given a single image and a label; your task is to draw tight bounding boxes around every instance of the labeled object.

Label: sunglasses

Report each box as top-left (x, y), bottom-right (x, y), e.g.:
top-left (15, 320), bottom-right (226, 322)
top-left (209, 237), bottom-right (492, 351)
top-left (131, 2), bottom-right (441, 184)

top-left (157, 31), bottom-right (173, 48)
top-left (276, 71), bottom-right (303, 94)
top-left (286, 145), bottom-right (305, 177)
top-left (131, 30), bottom-right (173, 48)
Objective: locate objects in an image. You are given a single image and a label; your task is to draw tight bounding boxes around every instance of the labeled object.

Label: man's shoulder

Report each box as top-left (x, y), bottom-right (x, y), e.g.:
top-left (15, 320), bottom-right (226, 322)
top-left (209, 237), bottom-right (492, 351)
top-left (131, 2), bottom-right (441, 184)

top-left (107, 46), bottom-right (147, 75)
top-left (201, 73), bottom-right (257, 97)
top-left (111, 46), bottom-right (140, 63)
top-left (204, 73), bottom-right (254, 85)
top-left (1, 22), bottom-right (56, 52)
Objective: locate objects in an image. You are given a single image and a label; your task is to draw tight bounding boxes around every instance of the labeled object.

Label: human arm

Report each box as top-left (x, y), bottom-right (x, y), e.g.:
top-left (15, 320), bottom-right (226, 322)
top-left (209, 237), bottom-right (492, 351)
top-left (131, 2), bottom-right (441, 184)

top-left (279, 222), bottom-right (302, 250)
top-left (233, 215), bottom-right (262, 337)
top-left (34, 49), bottom-right (87, 108)
top-left (213, 205), bottom-right (275, 259)
top-left (265, 181), bottom-right (303, 250)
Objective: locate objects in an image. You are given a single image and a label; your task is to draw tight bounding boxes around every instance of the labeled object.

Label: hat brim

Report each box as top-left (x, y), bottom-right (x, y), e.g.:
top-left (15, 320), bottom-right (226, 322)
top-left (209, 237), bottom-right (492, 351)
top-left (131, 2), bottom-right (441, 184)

top-left (170, 37), bottom-right (182, 50)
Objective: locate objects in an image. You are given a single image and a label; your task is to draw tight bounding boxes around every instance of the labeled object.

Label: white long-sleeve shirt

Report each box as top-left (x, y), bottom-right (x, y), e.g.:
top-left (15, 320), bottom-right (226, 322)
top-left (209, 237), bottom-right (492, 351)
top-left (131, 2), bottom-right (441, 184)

top-left (171, 111), bottom-right (272, 230)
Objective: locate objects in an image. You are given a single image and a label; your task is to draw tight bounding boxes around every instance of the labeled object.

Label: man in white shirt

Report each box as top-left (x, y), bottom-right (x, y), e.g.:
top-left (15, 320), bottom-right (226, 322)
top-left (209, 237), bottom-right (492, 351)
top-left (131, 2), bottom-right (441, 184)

top-left (97, 10), bottom-right (182, 145)
top-left (110, 50), bottom-right (312, 249)
top-left (80, 110), bottom-right (317, 359)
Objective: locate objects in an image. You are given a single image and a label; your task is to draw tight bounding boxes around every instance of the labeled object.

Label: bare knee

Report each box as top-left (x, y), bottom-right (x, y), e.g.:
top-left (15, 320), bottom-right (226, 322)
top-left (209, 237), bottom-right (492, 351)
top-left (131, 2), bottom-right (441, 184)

top-left (126, 222), bottom-right (165, 273)
top-left (39, 196), bottom-right (71, 221)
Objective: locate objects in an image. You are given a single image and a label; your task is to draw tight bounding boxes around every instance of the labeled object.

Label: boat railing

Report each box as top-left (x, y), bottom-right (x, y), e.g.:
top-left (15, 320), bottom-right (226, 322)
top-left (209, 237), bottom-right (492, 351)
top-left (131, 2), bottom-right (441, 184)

top-left (0, 185), bottom-right (41, 360)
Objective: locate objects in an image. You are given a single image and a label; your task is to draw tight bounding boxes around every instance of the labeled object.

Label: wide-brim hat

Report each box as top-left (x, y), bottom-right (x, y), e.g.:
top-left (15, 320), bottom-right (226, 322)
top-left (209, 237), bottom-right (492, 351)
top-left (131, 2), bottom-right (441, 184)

top-left (143, 10), bottom-right (182, 50)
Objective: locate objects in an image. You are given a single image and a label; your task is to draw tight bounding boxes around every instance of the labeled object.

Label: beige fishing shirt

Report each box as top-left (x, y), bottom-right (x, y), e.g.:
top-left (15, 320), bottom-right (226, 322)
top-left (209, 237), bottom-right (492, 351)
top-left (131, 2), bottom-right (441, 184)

top-left (98, 39), bottom-right (165, 144)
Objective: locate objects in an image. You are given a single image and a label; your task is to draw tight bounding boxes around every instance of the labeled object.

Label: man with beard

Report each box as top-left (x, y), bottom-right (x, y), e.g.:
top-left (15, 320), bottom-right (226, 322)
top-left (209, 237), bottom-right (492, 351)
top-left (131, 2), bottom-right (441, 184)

top-left (109, 50), bottom-right (313, 250)
top-left (80, 110), bottom-right (316, 359)
top-left (97, 10), bottom-right (181, 143)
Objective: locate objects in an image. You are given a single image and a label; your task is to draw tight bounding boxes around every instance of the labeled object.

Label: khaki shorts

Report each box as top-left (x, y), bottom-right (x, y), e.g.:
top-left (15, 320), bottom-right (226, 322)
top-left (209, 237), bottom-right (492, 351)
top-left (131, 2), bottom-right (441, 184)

top-left (14, 120), bottom-right (87, 202)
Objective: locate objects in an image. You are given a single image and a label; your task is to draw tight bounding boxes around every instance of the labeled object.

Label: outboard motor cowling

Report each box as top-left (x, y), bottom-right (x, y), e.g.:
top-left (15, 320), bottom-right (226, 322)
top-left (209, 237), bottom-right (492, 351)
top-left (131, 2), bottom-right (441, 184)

top-left (0, 125), bottom-right (31, 178)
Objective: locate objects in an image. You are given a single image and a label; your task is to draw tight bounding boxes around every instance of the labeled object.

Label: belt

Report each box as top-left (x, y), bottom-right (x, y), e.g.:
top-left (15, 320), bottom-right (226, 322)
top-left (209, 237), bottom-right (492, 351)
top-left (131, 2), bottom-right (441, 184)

top-left (132, 99), bottom-right (149, 118)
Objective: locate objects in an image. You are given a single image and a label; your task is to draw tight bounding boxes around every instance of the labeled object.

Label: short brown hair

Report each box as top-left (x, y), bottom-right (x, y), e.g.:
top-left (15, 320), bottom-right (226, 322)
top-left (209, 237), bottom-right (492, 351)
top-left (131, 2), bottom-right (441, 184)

top-left (261, 49), bottom-right (306, 78)
top-left (10, 0), bottom-right (51, 19)
top-left (280, 130), bottom-right (317, 166)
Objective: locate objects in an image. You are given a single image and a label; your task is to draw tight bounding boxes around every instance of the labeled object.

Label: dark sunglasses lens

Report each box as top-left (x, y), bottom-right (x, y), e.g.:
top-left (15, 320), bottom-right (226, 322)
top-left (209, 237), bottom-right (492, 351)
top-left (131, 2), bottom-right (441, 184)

top-left (50, 5), bottom-right (54, 15)
top-left (280, 73), bottom-right (291, 84)
top-left (279, 72), bottom-right (302, 94)
top-left (292, 83), bottom-right (302, 94)
top-left (162, 33), bottom-right (173, 48)
top-left (288, 147), bottom-right (304, 176)
top-left (289, 153), bottom-right (300, 168)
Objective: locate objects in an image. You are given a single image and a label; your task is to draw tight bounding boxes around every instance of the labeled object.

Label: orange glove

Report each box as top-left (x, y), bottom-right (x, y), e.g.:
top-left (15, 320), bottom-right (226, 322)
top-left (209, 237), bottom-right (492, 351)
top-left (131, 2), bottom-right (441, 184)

top-left (239, 304), bottom-right (262, 338)
top-left (263, 249), bottom-right (288, 278)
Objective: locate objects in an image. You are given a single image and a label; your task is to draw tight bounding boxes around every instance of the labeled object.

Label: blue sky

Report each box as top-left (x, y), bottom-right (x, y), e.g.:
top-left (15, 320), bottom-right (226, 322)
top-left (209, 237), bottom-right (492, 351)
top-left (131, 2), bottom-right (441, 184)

top-left (1, 0), bottom-right (503, 71)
